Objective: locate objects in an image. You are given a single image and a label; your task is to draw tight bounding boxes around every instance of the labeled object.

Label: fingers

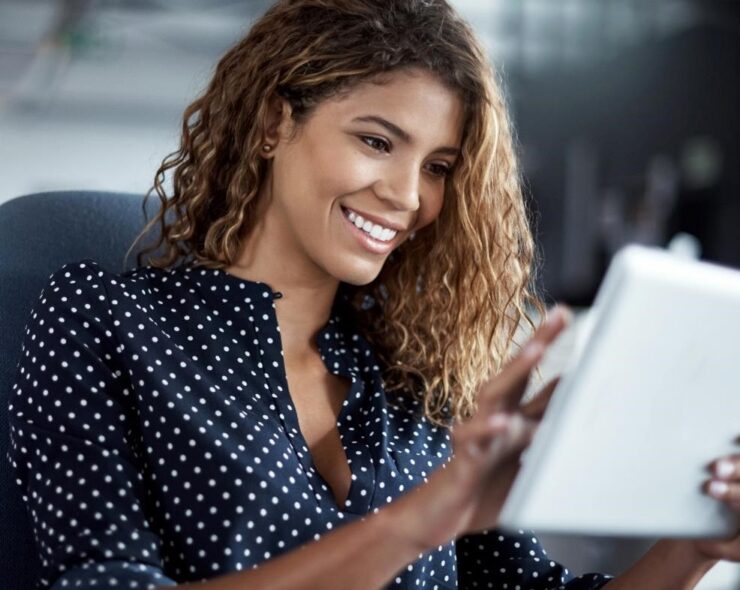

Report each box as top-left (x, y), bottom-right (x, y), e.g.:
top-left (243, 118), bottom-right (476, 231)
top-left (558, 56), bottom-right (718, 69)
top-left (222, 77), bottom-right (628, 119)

top-left (480, 414), bottom-right (537, 464)
top-left (712, 457), bottom-right (739, 481)
top-left (458, 413), bottom-right (537, 464)
top-left (706, 456), bottom-right (740, 503)
top-left (479, 305), bottom-right (572, 413)
top-left (692, 454), bottom-right (740, 561)
top-left (521, 376), bottom-right (560, 421)
top-left (706, 481), bottom-right (740, 503)
top-left (460, 414), bottom-right (513, 458)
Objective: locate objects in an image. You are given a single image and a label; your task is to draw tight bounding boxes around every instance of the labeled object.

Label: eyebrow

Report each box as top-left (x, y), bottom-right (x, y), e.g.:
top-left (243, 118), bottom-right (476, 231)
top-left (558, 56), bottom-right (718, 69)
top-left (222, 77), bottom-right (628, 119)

top-left (352, 115), bottom-right (460, 157)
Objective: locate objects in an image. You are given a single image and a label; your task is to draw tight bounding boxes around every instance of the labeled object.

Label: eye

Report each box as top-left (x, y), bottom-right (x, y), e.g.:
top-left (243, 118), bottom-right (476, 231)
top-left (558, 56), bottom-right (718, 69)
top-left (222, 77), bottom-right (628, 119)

top-left (360, 135), bottom-right (391, 153)
top-left (426, 162), bottom-right (452, 178)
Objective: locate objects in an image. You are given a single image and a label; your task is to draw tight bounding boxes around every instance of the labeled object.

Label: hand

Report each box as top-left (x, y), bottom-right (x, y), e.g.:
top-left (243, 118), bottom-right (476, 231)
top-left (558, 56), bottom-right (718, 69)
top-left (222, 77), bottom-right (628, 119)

top-left (687, 448), bottom-right (740, 562)
top-left (386, 305), bottom-right (571, 550)
top-left (456, 311), bottom-right (566, 536)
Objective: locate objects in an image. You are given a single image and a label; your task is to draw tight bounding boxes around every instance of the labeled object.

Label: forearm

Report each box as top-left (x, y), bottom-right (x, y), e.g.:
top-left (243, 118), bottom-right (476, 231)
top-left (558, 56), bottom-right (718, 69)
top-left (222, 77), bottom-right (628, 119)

top-left (603, 540), bottom-right (718, 590)
top-left (158, 504), bottom-right (426, 590)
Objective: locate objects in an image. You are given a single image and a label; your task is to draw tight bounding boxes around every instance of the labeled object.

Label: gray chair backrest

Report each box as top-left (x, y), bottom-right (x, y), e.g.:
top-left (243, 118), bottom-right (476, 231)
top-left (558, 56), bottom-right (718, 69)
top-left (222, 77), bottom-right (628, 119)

top-left (0, 190), bottom-right (156, 589)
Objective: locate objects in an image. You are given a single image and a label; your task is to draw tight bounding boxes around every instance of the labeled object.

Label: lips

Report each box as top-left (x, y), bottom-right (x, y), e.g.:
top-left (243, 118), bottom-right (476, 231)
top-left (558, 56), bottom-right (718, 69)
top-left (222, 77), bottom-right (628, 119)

top-left (341, 208), bottom-right (397, 243)
top-left (341, 206), bottom-right (407, 232)
top-left (340, 206), bottom-right (398, 255)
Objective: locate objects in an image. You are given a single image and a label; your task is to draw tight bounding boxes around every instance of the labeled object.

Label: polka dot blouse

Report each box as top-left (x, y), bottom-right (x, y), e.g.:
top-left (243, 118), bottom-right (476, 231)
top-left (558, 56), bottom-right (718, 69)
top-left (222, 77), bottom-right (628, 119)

top-left (7, 260), bottom-right (613, 589)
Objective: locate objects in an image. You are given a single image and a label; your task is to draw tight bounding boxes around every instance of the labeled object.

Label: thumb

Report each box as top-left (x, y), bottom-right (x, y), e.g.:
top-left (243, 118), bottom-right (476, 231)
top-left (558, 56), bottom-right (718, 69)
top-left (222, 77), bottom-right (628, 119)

top-left (521, 376), bottom-right (560, 420)
top-left (483, 413), bottom-right (538, 466)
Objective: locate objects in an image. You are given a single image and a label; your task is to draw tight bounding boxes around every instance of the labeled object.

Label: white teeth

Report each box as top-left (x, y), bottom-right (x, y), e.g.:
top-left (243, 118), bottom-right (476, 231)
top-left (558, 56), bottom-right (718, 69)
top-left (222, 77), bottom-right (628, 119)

top-left (343, 207), bottom-right (398, 242)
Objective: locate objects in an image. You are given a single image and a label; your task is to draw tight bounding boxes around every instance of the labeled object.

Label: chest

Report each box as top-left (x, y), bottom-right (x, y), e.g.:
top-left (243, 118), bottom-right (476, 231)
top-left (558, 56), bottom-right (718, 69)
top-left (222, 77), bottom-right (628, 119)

top-left (284, 358), bottom-right (353, 508)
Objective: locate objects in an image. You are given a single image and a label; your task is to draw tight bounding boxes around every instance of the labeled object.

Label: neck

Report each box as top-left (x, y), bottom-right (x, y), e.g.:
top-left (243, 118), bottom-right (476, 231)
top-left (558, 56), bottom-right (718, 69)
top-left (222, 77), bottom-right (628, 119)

top-left (226, 199), bottom-right (339, 363)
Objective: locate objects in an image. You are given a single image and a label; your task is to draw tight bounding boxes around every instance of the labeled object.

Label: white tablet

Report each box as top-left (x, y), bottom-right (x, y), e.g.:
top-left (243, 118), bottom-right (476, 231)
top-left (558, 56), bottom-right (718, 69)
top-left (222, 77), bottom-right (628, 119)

top-left (498, 244), bottom-right (740, 538)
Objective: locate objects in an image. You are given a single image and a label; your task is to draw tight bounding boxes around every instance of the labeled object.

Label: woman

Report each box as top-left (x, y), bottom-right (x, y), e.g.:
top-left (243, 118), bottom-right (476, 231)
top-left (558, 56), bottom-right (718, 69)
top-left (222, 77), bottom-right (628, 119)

top-left (8, 1), bottom-right (740, 588)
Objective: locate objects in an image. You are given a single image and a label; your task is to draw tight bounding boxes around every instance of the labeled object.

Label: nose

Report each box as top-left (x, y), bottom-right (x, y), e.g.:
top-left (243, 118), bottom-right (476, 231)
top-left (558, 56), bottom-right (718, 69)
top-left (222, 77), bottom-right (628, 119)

top-left (372, 161), bottom-right (421, 212)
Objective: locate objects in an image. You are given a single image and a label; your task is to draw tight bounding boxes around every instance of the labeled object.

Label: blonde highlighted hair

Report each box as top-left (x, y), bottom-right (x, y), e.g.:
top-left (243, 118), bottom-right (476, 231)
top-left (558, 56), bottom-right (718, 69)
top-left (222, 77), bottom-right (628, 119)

top-left (134, 0), bottom-right (546, 426)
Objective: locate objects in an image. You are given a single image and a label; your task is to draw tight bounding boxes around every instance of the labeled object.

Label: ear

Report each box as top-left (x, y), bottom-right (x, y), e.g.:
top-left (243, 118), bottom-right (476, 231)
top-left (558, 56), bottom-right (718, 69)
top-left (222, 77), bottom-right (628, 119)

top-left (261, 94), bottom-right (293, 157)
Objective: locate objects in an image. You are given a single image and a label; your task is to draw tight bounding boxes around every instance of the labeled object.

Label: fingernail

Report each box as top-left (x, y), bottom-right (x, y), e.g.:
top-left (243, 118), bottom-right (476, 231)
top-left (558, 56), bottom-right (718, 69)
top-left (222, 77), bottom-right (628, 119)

top-left (546, 305), bottom-right (571, 327)
top-left (709, 480), bottom-right (729, 498)
top-left (523, 342), bottom-right (544, 360)
top-left (466, 442), bottom-right (481, 458)
top-left (488, 414), bottom-right (509, 429)
top-left (715, 459), bottom-right (735, 479)
top-left (545, 307), bottom-right (563, 327)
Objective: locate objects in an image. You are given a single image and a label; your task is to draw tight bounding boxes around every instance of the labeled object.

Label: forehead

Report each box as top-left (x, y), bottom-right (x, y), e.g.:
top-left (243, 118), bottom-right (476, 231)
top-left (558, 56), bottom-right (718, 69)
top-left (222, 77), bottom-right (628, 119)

top-left (312, 69), bottom-right (465, 147)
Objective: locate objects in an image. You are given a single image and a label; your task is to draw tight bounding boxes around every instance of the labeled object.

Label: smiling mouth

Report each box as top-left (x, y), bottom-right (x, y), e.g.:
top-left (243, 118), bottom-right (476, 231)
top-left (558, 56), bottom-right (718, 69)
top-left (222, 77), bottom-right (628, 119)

top-left (341, 206), bottom-right (399, 243)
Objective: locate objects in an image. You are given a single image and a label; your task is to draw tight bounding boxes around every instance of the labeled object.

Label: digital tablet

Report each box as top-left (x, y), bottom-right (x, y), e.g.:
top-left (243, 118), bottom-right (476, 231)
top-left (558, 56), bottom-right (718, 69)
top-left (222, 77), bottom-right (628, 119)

top-left (498, 244), bottom-right (740, 538)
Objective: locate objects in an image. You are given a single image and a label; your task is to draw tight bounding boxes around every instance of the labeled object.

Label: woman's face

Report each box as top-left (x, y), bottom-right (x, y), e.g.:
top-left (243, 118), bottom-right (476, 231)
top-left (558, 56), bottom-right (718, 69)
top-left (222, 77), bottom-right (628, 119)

top-left (262, 67), bottom-right (464, 286)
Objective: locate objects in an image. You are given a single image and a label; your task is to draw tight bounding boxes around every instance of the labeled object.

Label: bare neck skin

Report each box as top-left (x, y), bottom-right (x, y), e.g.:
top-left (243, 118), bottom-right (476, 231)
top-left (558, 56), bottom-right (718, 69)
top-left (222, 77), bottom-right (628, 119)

top-left (226, 189), bottom-right (339, 365)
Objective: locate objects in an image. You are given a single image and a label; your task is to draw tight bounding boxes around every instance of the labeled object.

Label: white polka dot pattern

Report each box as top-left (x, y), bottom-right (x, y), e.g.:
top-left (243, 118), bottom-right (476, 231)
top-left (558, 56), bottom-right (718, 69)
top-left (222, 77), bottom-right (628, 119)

top-left (6, 260), bottom-right (612, 589)
top-left (457, 531), bottom-right (613, 589)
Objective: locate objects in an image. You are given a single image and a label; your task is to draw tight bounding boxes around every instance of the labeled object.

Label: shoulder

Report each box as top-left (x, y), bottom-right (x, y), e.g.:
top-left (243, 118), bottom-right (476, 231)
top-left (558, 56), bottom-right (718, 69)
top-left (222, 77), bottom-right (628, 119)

top-left (35, 259), bottom-right (112, 319)
top-left (31, 258), bottom-right (180, 335)
top-left (40, 258), bottom-right (177, 305)
top-left (19, 261), bottom-right (126, 381)
top-left (25, 259), bottom-right (187, 359)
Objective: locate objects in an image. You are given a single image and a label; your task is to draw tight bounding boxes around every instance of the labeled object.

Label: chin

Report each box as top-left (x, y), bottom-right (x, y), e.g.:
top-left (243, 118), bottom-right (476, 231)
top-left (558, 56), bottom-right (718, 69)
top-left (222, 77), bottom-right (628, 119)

top-left (338, 268), bottom-right (383, 287)
top-left (328, 258), bottom-right (385, 287)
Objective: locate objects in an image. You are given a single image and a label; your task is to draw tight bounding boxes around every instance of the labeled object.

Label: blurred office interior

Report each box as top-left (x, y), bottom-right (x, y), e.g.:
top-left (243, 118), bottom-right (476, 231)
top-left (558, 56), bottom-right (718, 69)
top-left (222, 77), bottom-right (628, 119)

top-left (1, 0), bottom-right (739, 304)
top-left (1, 0), bottom-right (739, 588)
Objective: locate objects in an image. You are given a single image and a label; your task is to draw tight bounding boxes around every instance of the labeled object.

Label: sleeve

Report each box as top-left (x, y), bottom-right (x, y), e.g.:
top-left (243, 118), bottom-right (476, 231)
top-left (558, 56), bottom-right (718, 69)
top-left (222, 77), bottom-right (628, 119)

top-left (457, 529), bottom-right (613, 590)
top-left (6, 260), bottom-right (178, 589)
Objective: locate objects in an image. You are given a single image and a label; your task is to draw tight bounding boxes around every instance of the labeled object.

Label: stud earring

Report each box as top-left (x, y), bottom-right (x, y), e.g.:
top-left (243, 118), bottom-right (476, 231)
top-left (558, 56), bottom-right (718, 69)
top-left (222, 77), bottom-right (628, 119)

top-left (262, 144), bottom-right (272, 152)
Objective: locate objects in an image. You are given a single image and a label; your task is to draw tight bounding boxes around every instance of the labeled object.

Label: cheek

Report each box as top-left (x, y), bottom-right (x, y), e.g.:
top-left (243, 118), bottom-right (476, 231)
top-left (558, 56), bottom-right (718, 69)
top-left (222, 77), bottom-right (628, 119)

top-left (327, 152), bottom-right (381, 198)
top-left (303, 138), bottom-right (376, 201)
top-left (413, 189), bottom-right (446, 232)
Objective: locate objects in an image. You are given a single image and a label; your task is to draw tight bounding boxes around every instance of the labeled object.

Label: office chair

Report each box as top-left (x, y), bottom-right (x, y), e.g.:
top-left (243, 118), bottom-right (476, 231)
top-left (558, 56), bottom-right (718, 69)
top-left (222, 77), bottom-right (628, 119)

top-left (0, 190), bottom-right (155, 589)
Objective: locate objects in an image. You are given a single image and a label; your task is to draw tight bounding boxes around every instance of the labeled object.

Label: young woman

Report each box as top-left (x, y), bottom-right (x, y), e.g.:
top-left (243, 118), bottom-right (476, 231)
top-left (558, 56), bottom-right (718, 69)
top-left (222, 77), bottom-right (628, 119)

top-left (8, 1), bottom-right (740, 588)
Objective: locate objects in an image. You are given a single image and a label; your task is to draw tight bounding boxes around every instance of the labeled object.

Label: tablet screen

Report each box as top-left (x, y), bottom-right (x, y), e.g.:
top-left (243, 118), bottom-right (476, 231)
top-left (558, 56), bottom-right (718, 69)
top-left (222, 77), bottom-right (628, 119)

top-left (499, 245), bottom-right (740, 538)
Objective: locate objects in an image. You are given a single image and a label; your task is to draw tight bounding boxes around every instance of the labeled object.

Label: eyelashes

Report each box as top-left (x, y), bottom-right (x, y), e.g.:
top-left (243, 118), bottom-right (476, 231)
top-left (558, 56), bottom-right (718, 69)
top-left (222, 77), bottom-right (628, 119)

top-left (426, 163), bottom-right (452, 178)
top-left (360, 135), bottom-right (391, 152)
top-left (358, 135), bottom-right (452, 178)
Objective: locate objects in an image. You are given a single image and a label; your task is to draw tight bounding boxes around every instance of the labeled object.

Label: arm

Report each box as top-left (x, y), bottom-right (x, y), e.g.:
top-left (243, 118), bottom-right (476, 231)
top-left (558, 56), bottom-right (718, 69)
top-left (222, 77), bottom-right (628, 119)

top-left (8, 263), bottom-right (178, 589)
top-left (602, 540), bottom-right (717, 590)
top-left (168, 505), bottom-right (421, 590)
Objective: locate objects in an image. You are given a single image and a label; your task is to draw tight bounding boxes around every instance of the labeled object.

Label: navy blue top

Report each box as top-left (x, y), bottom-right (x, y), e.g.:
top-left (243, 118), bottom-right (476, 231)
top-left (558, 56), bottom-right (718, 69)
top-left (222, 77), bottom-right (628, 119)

top-left (7, 260), bottom-right (612, 589)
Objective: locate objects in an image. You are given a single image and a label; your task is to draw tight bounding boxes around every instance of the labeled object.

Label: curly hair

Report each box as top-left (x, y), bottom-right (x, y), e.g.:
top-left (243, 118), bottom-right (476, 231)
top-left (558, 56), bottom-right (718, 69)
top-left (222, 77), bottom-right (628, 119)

top-left (132, 0), bottom-right (547, 426)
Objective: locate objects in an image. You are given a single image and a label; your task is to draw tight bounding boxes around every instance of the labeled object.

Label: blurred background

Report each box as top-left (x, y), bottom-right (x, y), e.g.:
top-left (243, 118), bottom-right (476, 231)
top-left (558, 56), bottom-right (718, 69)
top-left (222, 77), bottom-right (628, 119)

top-left (1, 0), bottom-right (739, 587)
top-left (1, 0), bottom-right (739, 304)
